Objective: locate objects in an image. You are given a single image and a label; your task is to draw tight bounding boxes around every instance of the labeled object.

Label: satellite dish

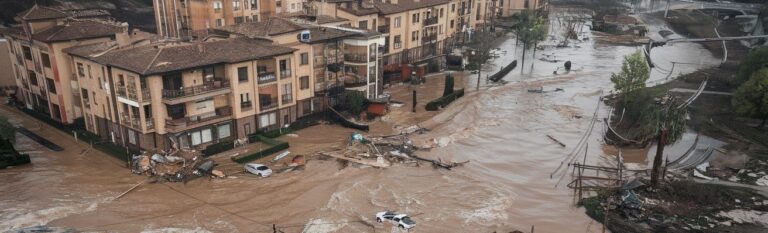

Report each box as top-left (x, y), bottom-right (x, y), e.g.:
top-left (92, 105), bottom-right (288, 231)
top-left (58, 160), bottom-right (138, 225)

top-left (298, 30), bottom-right (311, 43)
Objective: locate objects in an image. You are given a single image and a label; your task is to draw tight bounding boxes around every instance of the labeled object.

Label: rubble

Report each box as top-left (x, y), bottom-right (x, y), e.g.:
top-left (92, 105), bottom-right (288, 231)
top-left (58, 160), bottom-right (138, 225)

top-left (131, 151), bottom-right (220, 182)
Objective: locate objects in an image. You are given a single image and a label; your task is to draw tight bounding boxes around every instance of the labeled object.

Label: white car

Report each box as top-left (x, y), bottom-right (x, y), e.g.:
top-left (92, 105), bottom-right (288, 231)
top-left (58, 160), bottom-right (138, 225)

top-left (375, 211), bottom-right (416, 229)
top-left (244, 163), bottom-right (272, 177)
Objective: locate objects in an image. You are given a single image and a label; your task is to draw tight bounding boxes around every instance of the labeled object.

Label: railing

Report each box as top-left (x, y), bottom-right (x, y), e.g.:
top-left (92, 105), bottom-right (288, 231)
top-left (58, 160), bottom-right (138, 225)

top-left (424, 16), bottom-right (438, 26)
top-left (117, 86), bottom-right (151, 102)
top-left (121, 114), bottom-right (153, 131)
top-left (344, 54), bottom-right (369, 63)
top-left (281, 94), bottom-right (292, 104)
top-left (378, 25), bottom-right (390, 33)
top-left (258, 72), bottom-right (277, 84)
top-left (241, 101), bottom-right (253, 109)
top-left (422, 34), bottom-right (438, 44)
top-left (259, 97), bottom-right (278, 110)
top-left (165, 107), bottom-right (232, 132)
top-left (280, 70), bottom-right (291, 79)
top-left (162, 80), bottom-right (230, 99)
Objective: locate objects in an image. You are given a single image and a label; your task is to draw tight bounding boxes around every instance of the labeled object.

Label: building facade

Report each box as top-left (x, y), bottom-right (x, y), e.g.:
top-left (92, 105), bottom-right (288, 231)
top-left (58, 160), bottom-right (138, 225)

top-left (1, 5), bottom-right (126, 124)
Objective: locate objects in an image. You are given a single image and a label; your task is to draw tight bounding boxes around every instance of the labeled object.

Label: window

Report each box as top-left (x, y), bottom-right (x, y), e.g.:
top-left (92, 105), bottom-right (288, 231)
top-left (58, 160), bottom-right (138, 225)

top-left (46, 78), bottom-right (56, 94)
top-left (411, 31), bottom-right (419, 41)
top-left (450, 20), bottom-right (454, 29)
top-left (259, 112), bottom-right (277, 128)
top-left (28, 71), bottom-right (37, 86)
top-left (300, 76), bottom-right (309, 90)
top-left (394, 35), bottom-right (402, 49)
top-left (412, 13), bottom-right (420, 23)
top-left (128, 130), bottom-right (137, 144)
top-left (452, 4), bottom-right (456, 12)
top-left (524, 0), bottom-right (529, 8)
top-left (41, 53), bottom-right (50, 68)
top-left (244, 123), bottom-right (252, 135)
top-left (216, 18), bottom-right (223, 27)
top-left (300, 53), bottom-right (308, 65)
top-left (500, 0), bottom-right (504, 7)
top-left (276, 0), bottom-right (281, 7)
top-left (218, 124), bottom-right (231, 139)
top-left (238, 67), bottom-right (248, 82)
top-left (358, 20), bottom-right (368, 29)
top-left (253, 15), bottom-right (259, 22)
top-left (76, 63), bottom-right (85, 77)
top-left (439, 25), bottom-right (443, 34)
top-left (440, 8), bottom-right (444, 18)
top-left (235, 16), bottom-right (244, 24)
top-left (282, 83), bottom-right (292, 97)
top-left (191, 128), bottom-right (213, 145)
top-left (233, 0), bottom-right (241, 10)
top-left (213, 1), bottom-right (222, 11)
top-left (250, 0), bottom-right (257, 9)
top-left (302, 100), bottom-right (312, 114)
top-left (22, 46), bottom-right (31, 60)
top-left (394, 16), bottom-right (401, 28)
top-left (291, 3), bottom-right (295, 10)
top-left (240, 93), bottom-right (251, 108)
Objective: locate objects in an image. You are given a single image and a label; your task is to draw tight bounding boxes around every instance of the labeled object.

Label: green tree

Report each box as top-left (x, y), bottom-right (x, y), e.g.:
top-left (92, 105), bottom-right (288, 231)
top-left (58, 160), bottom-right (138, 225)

top-left (736, 47), bottom-right (768, 85)
top-left (515, 10), bottom-right (548, 73)
top-left (610, 51), bottom-right (649, 103)
top-left (732, 68), bottom-right (768, 129)
top-left (0, 116), bottom-right (15, 142)
top-left (345, 91), bottom-right (365, 117)
top-left (443, 74), bottom-right (455, 96)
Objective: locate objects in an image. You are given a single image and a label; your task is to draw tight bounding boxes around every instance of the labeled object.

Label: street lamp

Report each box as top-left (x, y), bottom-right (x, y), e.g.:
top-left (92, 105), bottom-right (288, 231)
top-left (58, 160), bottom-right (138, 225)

top-left (472, 50), bottom-right (481, 91)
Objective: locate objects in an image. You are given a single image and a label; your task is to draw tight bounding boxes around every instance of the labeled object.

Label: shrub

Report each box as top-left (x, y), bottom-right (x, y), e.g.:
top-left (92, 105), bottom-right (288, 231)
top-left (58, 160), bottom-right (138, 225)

top-left (425, 89), bottom-right (465, 111)
top-left (202, 139), bottom-right (235, 157)
top-left (344, 91), bottom-right (366, 116)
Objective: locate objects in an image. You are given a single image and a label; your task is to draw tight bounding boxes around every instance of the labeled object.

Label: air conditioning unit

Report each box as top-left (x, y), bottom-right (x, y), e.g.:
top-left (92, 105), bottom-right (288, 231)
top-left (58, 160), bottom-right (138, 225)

top-left (298, 30), bottom-right (311, 43)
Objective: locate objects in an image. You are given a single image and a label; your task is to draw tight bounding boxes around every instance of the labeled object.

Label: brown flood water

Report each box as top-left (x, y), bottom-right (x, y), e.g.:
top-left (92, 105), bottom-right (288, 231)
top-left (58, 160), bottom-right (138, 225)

top-left (1, 6), bottom-right (722, 233)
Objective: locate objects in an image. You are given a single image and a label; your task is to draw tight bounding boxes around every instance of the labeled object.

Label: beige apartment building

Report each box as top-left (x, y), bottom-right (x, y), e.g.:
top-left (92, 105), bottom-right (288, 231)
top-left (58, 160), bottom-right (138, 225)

top-left (154, 0), bottom-right (309, 38)
top-left (65, 38), bottom-right (309, 151)
top-left (218, 16), bottom-right (385, 99)
top-left (1, 5), bottom-right (125, 124)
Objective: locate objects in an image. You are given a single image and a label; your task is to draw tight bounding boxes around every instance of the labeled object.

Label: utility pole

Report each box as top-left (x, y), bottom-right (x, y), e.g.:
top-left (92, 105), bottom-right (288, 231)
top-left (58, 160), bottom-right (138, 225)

top-left (476, 62), bottom-right (482, 91)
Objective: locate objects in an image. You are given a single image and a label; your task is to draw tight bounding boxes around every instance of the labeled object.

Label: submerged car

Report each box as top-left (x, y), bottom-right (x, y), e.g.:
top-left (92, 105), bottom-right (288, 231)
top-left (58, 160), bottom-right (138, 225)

top-left (375, 211), bottom-right (416, 229)
top-left (244, 163), bottom-right (272, 177)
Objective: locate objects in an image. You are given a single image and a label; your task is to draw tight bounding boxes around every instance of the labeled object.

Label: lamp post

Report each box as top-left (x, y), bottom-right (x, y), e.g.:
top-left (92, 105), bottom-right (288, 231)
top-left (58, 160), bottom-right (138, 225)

top-left (472, 50), bottom-right (481, 91)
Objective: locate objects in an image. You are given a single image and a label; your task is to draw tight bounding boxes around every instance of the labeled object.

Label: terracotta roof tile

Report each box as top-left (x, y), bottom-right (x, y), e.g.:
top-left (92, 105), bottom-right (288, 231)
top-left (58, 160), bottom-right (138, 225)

top-left (17, 5), bottom-right (68, 21)
top-left (31, 20), bottom-right (123, 42)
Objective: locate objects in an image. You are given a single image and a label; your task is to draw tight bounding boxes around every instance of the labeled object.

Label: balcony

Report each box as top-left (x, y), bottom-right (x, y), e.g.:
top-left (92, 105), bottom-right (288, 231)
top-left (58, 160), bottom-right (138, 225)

top-left (162, 80), bottom-right (231, 105)
top-left (424, 16), bottom-right (438, 26)
top-left (165, 107), bottom-right (232, 133)
top-left (378, 25), bottom-right (390, 33)
top-left (116, 86), bottom-right (150, 103)
top-left (259, 97), bottom-right (278, 111)
top-left (344, 54), bottom-right (371, 64)
top-left (281, 94), bottom-right (292, 104)
top-left (241, 101), bottom-right (253, 109)
top-left (258, 72), bottom-right (277, 84)
top-left (121, 114), bottom-right (154, 131)
top-left (279, 70), bottom-right (291, 79)
top-left (422, 34), bottom-right (438, 44)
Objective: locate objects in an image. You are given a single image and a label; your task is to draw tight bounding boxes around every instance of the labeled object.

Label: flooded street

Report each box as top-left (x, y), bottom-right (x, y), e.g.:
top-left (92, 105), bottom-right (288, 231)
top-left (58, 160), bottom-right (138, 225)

top-left (1, 5), bottom-right (723, 233)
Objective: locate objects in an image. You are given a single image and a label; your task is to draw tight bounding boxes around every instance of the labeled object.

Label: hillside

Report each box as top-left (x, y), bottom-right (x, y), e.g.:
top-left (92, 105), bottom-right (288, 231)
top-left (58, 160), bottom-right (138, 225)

top-left (0, 0), bottom-right (155, 33)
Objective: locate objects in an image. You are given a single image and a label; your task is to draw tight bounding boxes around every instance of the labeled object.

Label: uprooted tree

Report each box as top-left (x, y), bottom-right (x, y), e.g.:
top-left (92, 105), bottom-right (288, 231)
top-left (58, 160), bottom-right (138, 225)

top-left (732, 68), bottom-right (768, 129)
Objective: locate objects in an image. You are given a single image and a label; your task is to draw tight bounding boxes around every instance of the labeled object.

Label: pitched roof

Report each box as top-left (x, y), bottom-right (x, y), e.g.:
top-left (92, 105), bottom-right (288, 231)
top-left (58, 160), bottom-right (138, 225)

top-left (66, 9), bottom-right (111, 19)
top-left (31, 20), bottom-right (123, 42)
top-left (65, 39), bottom-right (296, 76)
top-left (371, 0), bottom-right (452, 14)
top-left (315, 15), bottom-right (349, 24)
top-left (338, 6), bottom-right (380, 16)
top-left (17, 5), bottom-right (68, 21)
top-left (305, 27), bottom-right (360, 43)
top-left (219, 17), bottom-right (306, 38)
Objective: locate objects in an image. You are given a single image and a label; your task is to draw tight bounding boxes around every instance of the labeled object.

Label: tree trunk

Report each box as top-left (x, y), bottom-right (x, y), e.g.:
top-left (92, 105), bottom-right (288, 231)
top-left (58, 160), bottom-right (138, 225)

top-left (651, 129), bottom-right (667, 188)
top-left (521, 42), bottom-right (527, 74)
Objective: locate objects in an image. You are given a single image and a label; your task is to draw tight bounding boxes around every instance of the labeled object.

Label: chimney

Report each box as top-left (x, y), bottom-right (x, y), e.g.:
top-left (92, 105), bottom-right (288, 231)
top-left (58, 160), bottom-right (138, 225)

top-left (115, 22), bottom-right (131, 47)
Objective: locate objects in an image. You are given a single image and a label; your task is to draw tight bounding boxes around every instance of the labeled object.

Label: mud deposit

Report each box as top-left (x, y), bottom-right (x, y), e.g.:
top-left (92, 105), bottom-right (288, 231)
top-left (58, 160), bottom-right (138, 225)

top-left (0, 5), bottom-right (722, 233)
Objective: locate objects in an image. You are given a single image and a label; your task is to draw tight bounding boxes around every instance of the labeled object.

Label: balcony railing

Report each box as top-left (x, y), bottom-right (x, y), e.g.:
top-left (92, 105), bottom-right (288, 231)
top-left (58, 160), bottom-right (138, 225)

top-left (281, 94), bottom-right (292, 104)
top-left (241, 101), bottom-right (253, 109)
top-left (258, 72), bottom-right (276, 84)
top-left (424, 16), bottom-right (438, 26)
top-left (378, 25), bottom-right (390, 33)
top-left (165, 107), bottom-right (232, 132)
top-left (422, 34), bottom-right (438, 44)
top-left (344, 54), bottom-right (369, 63)
top-left (279, 70), bottom-right (291, 79)
top-left (162, 80), bottom-right (230, 99)
top-left (121, 114), bottom-right (154, 131)
top-left (260, 97), bottom-right (278, 110)
top-left (117, 86), bottom-right (150, 102)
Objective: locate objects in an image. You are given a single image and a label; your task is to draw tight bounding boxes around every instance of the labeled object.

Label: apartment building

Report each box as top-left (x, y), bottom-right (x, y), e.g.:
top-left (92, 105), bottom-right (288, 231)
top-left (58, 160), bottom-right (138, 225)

top-left (218, 16), bottom-right (385, 100)
top-left (154, 0), bottom-right (308, 38)
top-left (1, 5), bottom-right (127, 124)
top-left (65, 38), bottom-right (307, 151)
top-left (497, 0), bottom-right (542, 17)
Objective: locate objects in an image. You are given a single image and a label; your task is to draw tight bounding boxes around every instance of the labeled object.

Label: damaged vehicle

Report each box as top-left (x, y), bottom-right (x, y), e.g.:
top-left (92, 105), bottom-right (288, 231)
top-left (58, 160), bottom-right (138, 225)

top-left (245, 163), bottom-right (272, 177)
top-left (375, 211), bottom-right (416, 229)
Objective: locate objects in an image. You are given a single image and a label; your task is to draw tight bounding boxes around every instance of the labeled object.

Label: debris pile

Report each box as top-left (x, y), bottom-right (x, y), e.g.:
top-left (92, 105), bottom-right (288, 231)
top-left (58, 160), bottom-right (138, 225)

top-left (131, 152), bottom-right (224, 182)
top-left (322, 130), bottom-right (468, 170)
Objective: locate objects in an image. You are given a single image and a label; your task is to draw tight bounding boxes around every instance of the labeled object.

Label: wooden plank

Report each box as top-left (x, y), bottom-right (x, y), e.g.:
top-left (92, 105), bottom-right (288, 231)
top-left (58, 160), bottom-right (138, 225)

top-left (320, 152), bottom-right (390, 168)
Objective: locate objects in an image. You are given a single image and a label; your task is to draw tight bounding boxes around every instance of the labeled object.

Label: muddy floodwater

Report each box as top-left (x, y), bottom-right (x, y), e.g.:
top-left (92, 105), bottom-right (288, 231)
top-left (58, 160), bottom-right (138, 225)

top-left (1, 6), bottom-right (721, 233)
